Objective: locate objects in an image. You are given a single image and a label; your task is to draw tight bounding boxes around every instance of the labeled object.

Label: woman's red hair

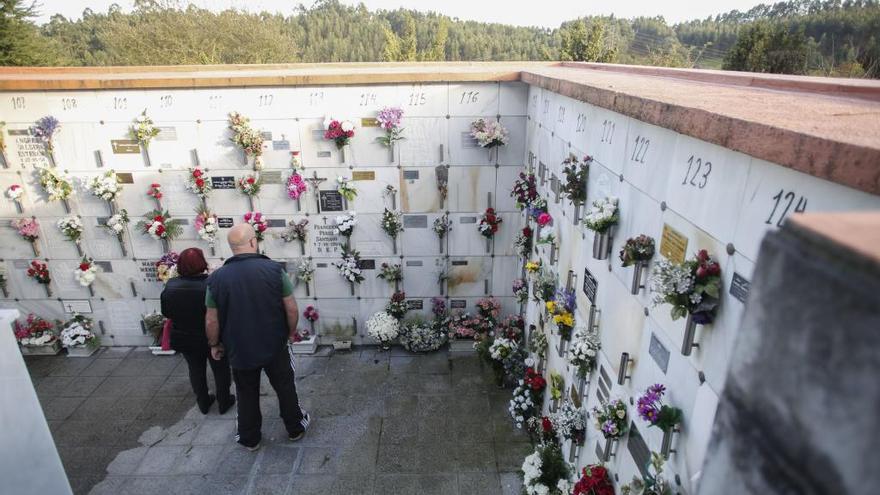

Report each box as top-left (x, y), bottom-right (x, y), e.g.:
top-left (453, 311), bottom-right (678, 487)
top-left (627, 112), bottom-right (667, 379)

top-left (177, 248), bottom-right (208, 277)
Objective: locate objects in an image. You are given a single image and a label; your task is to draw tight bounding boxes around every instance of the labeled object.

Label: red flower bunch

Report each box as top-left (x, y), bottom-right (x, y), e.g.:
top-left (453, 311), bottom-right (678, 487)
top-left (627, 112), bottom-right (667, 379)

top-left (695, 249), bottom-right (721, 280)
top-left (541, 416), bottom-right (553, 433)
top-left (26, 260), bottom-right (51, 285)
top-left (522, 226), bottom-right (532, 239)
top-left (147, 183), bottom-right (162, 200)
top-left (478, 207), bottom-right (503, 238)
top-left (572, 465), bottom-right (614, 495)
top-left (185, 167), bottom-right (212, 198)
top-left (303, 305), bottom-right (319, 323)
top-left (14, 313), bottom-right (54, 341)
top-left (524, 367), bottom-right (547, 392)
top-left (243, 211), bottom-right (268, 240)
top-left (324, 119), bottom-right (355, 148)
top-left (192, 170), bottom-right (205, 189)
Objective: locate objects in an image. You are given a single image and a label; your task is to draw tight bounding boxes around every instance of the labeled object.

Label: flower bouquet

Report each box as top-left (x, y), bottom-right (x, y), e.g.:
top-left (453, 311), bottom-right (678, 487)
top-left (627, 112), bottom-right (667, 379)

top-left (549, 287), bottom-right (576, 341)
top-left (335, 211), bottom-right (357, 243)
top-left (229, 112), bottom-right (264, 169)
top-left (435, 164), bottom-right (448, 208)
top-left (521, 442), bottom-right (572, 495)
top-left (621, 234), bottom-right (655, 294)
top-left (336, 176), bottom-right (358, 202)
top-left (323, 117), bottom-right (355, 162)
top-left (238, 173), bottom-right (261, 209)
top-left (476, 296), bottom-right (501, 328)
top-left (573, 465), bottom-right (615, 495)
top-left (593, 398), bottom-right (628, 460)
top-left (551, 400), bottom-right (587, 446)
top-left (376, 106), bottom-right (405, 161)
top-left (89, 170), bottom-right (122, 212)
top-left (286, 166), bottom-right (307, 207)
top-left (561, 154), bottom-right (590, 219)
top-left (335, 246), bottom-right (365, 292)
top-left (138, 210), bottom-right (182, 251)
top-left (399, 318), bottom-right (447, 353)
top-left (637, 384), bottom-right (682, 434)
top-left (194, 204), bottom-right (218, 253)
top-left (385, 291), bottom-right (409, 320)
top-left (103, 209), bottom-right (130, 256)
top-left (74, 256), bottom-right (98, 296)
top-left (297, 258), bottom-right (315, 296)
top-left (130, 109), bottom-right (161, 166)
top-left (60, 314), bottom-right (100, 356)
top-left (470, 118), bottom-right (508, 150)
top-left (514, 226), bottom-right (533, 258)
top-left (26, 260), bottom-right (51, 296)
top-left (142, 312), bottom-right (166, 347)
top-left (448, 312), bottom-right (479, 345)
top-left (511, 172), bottom-right (538, 210)
top-left (478, 207), bottom-right (502, 251)
top-left (12, 217), bottom-right (41, 256)
top-left (14, 314), bottom-right (60, 355)
top-left (155, 251), bottom-right (179, 284)
top-left (280, 219), bottom-right (309, 254)
top-left (366, 310), bottom-right (399, 349)
top-left (147, 182), bottom-right (163, 208)
top-left (381, 208), bottom-right (404, 254)
top-left (509, 367), bottom-right (546, 429)
top-left (528, 197), bottom-right (549, 223)
top-left (433, 213), bottom-right (451, 253)
top-left (243, 211), bottom-right (269, 242)
top-left (584, 197), bottom-right (619, 260)
top-left (534, 270), bottom-right (557, 303)
top-left (568, 327), bottom-right (601, 377)
top-left (650, 249), bottom-right (722, 330)
top-left (621, 453), bottom-right (673, 495)
top-left (290, 305), bottom-right (319, 354)
top-left (537, 219), bottom-right (556, 245)
top-left (550, 371), bottom-right (565, 409)
top-left (513, 278), bottom-right (529, 304)
top-left (529, 329), bottom-right (548, 361)
top-left (525, 259), bottom-right (541, 275)
top-left (377, 263), bottom-right (403, 287)
top-left (6, 184), bottom-right (23, 213)
top-left (185, 168), bottom-right (212, 202)
top-left (36, 167), bottom-right (73, 212)
top-left (488, 336), bottom-right (520, 385)
top-left (303, 305), bottom-right (319, 327)
top-left (57, 215), bottom-right (84, 256)
top-left (33, 115), bottom-right (60, 165)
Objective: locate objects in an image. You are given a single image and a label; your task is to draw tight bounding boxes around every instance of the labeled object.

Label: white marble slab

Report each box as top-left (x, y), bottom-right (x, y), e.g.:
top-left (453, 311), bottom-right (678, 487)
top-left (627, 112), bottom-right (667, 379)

top-left (394, 83), bottom-right (449, 117)
top-left (401, 256), bottom-right (446, 297)
top-left (399, 166), bottom-right (445, 213)
top-left (497, 116), bottom-right (527, 167)
top-left (490, 256), bottom-right (520, 297)
top-left (397, 117), bottom-right (448, 167)
top-left (585, 106), bottom-right (630, 175)
top-left (446, 117), bottom-right (494, 166)
top-left (621, 119), bottom-right (677, 203)
top-left (447, 256), bottom-right (493, 297)
top-left (499, 82), bottom-right (529, 116)
top-left (311, 259), bottom-right (359, 298)
top-left (399, 212), bottom-right (444, 256)
top-left (448, 83), bottom-right (500, 117)
top-left (446, 166), bottom-right (497, 213)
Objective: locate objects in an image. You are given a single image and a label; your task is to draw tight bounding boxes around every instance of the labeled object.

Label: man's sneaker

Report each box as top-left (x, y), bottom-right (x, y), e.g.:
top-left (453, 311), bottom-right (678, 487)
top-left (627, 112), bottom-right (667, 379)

top-left (243, 441), bottom-right (261, 452)
top-left (289, 413), bottom-right (311, 442)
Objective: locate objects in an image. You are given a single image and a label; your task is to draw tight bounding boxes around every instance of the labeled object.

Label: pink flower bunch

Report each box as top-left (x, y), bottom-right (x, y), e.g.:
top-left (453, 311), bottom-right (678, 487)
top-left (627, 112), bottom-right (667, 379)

top-left (287, 172), bottom-right (307, 200)
top-left (243, 211), bottom-right (268, 241)
top-left (537, 212), bottom-right (553, 227)
top-left (12, 218), bottom-right (40, 241)
top-left (376, 107), bottom-right (404, 131)
top-left (324, 118), bottom-right (355, 149)
top-left (303, 305), bottom-right (319, 322)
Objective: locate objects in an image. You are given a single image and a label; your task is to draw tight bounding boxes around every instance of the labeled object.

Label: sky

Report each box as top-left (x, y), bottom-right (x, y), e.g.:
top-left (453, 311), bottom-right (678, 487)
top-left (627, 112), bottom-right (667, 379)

top-left (34, 0), bottom-right (770, 26)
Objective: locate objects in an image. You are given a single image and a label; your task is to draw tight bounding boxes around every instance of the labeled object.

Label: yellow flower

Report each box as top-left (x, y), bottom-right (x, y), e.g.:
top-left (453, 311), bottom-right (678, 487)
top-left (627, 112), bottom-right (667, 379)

top-left (545, 301), bottom-right (556, 313)
top-left (525, 261), bottom-right (540, 273)
top-left (554, 312), bottom-right (574, 327)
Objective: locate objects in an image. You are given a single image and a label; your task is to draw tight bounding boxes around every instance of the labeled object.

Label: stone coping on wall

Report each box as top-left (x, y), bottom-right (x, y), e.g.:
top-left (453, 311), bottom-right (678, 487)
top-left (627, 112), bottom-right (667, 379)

top-left (1, 62), bottom-right (878, 195)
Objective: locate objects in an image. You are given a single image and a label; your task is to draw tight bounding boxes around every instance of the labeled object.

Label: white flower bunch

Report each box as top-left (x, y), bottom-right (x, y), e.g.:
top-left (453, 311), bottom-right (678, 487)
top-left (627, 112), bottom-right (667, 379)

top-left (529, 329), bottom-right (548, 358)
top-left (297, 259), bottom-right (315, 284)
top-left (568, 327), bottom-right (601, 375)
top-left (105, 210), bottom-right (129, 236)
top-left (550, 400), bottom-right (587, 440)
top-left (89, 171), bottom-right (122, 202)
top-left (6, 184), bottom-right (23, 201)
top-left (57, 215), bottom-right (84, 243)
top-left (583, 196), bottom-right (619, 233)
top-left (366, 311), bottom-right (399, 344)
top-left (489, 337), bottom-right (517, 362)
top-left (20, 333), bottom-right (55, 346)
top-left (537, 226), bottom-right (555, 245)
top-left (509, 380), bottom-right (536, 429)
top-left (197, 215), bottom-right (218, 244)
top-left (650, 259), bottom-right (694, 306)
top-left (74, 259), bottom-right (98, 287)
top-left (399, 321), bottom-right (447, 352)
top-left (334, 249), bottom-right (364, 283)
top-left (60, 317), bottom-right (96, 348)
top-left (521, 450), bottom-right (545, 495)
top-left (37, 167), bottom-right (73, 201)
top-left (470, 118), bottom-right (509, 148)
top-left (335, 211), bottom-right (357, 237)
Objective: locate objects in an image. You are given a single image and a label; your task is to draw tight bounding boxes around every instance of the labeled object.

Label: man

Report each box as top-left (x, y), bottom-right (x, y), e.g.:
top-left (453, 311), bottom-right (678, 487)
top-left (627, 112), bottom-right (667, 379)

top-left (206, 223), bottom-right (310, 451)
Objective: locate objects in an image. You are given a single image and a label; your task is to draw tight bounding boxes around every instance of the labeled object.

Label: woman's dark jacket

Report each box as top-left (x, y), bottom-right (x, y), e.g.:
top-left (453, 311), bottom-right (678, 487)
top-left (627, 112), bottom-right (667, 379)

top-left (160, 274), bottom-right (209, 353)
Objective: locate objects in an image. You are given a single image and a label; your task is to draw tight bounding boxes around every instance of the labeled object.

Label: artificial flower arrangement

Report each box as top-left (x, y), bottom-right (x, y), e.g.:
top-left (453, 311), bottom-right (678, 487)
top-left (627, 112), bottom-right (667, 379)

top-left (620, 234), bottom-right (656, 267)
top-left (521, 442), bottom-right (572, 495)
top-left (399, 317), bottom-right (447, 353)
top-left (12, 217), bottom-right (41, 255)
top-left (525, 259), bottom-right (541, 275)
top-left (6, 184), bottom-right (23, 211)
top-left (549, 371), bottom-right (565, 404)
top-left (280, 219), bottom-right (309, 244)
top-left (620, 453), bottom-right (673, 495)
top-left (432, 213), bottom-right (451, 252)
top-left (26, 260), bottom-right (51, 296)
top-left (528, 197), bottom-right (549, 223)
top-left (636, 384), bottom-right (683, 432)
top-left (470, 118), bottom-right (509, 148)
top-left (36, 167), bottom-right (73, 203)
top-left (568, 326), bottom-right (601, 377)
top-left (33, 115), bottom-right (60, 161)
top-left (155, 251), bottom-right (179, 283)
top-left (57, 215), bottom-right (84, 253)
top-left (651, 249), bottom-right (722, 323)
top-left (185, 168), bottom-right (212, 200)
top-left (335, 211), bottom-right (357, 239)
top-left (375, 106), bottom-right (405, 161)
top-left (74, 256), bottom-right (98, 292)
top-left (511, 171), bottom-right (538, 210)
top-left (548, 287), bottom-right (576, 340)
top-left (514, 226), bottom-right (533, 258)
top-left (366, 310), bottom-right (399, 348)
top-left (323, 116), bottom-right (355, 150)
top-left (303, 305), bottom-right (319, 326)
top-left (142, 312), bottom-right (166, 346)
top-left (526, 415), bottom-right (559, 447)
top-left (297, 259), bottom-right (315, 296)
top-left (377, 263), bottom-right (403, 286)
top-left (499, 314), bottom-right (525, 342)
top-left (381, 208), bottom-right (403, 252)
top-left (103, 209), bottom-right (130, 255)
top-left (593, 398), bottom-right (628, 439)
top-left (478, 207), bottom-right (502, 238)
top-left (513, 278), bottom-right (529, 304)
top-left (130, 109), bottom-right (161, 164)
top-left (228, 112), bottom-right (264, 168)
top-left (561, 154), bottom-right (591, 207)
top-left (386, 291), bottom-right (409, 320)
top-left (488, 335), bottom-right (521, 386)
top-left (475, 296), bottom-right (502, 328)
top-left (534, 270), bottom-right (557, 304)
top-left (243, 211), bottom-right (269, 241)
top-left (537, 217), bottom-right (556, 245)
top-left (448, 312), bottom-right (482, 340)
top-left (290, 327), bottom-right (311, 343)
top-left (336, 176), bottom-right (358, 202)
top-left (509, 367), bottom-right (547, 429)
top-left (147, 183), bottom-right (162, 206)
top-left (286, 166), bottom-right (307, 201)
top-left (551, 400), bottom-right (588, 446)
top-left (60, 314), bottom-right (99, 350)
top-left (237, 173), bottom-right (262, 197)
top-left (529, 328), bottom-right (548, 360)
top-left (138, 210), bottom-right (183, 242)
top-left (89, 170), bottom-right (122, 203)
top-left (194, 204), bottom-right (219, 247)
top-left (335, 246), bottom-right (365, 284)
top-left (14, 313), bottom-right (58, 347)
top-left (537, 211), bottom-right (553, 228)
top-left (435, 164), bottom-right (448, 206)
top-left (429, 296), bottom-right (452, 335)
top-left (572, 464), bottom-right (615, 495)
top-left (584, 196), bottom-right (619, 233)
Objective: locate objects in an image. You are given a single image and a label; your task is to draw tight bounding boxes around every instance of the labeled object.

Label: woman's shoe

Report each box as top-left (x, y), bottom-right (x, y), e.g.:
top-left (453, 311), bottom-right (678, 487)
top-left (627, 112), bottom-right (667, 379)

top-left (218, 396), bottom-right (236, 415)
top-left (197, 394), bottom-right (216, 414)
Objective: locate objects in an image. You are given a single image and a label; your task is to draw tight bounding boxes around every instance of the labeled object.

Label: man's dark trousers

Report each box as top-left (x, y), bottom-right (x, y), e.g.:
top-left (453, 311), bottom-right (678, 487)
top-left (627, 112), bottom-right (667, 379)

top-left (233, 344), bottom-right (307, 448)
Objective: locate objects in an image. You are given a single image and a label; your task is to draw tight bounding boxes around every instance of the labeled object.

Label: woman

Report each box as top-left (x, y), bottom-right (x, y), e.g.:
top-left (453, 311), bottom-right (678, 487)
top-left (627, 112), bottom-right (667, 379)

top-left (161, 248), bottom-right (234, 414)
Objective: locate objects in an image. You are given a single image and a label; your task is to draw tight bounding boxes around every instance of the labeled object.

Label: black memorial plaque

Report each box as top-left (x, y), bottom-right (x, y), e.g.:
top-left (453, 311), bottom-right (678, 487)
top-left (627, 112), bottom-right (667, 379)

top-left (649, 333), bottom-right (670, 373)
top-left (403, 170), bottom-right (420, 180)
top-left (94, 261), bottom-right (113, 273)
top-left (627, 423), bottom-right (651, 477)
top-left (406, 299), bottom-right (424, 310)
top-left (403, 215), bottom-right (428, 229)
top-left (451, 260), bottom-right (468, 266)
top-left (450, 300), bottom-right (467, 309)
top-left (267, 219), bottom-right (286, 228)
top-left (211, 176), bottom-right (236, 190)
top-left (357, 259), bottom-right (376, 270)
top-left (319, 190), bottom-right (345, 212)
top-left (730, 272), bottom-right (751, 303)
top-left (217, 217), bottom-right (234, 228)
top-left (459, 216), bottom-right (477, 224)
top-left (582, 267), bottom-right (598, 304)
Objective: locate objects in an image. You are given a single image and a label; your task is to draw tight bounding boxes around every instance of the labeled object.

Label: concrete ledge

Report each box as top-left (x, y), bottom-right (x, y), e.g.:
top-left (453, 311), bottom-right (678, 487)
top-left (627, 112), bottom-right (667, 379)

top-left (787, 212), bottom-right (880, 267)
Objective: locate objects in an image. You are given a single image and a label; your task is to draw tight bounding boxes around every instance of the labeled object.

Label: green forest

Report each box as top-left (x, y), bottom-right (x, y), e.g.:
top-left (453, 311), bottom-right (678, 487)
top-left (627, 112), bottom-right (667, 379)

top-left (2, 0), bottom-right (879, 77)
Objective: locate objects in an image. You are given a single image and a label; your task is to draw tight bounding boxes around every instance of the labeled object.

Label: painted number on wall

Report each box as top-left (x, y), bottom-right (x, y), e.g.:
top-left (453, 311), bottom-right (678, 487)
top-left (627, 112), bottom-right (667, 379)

top-left (258, 94), bottom-right (274, 107)
top-left (113, 96), bottom-right (128, 110)
top-left (765, 190), bottom-right (807, 227)
top-left (159, 94), bottom-right (173, 108)
top-left (630, 136), bottom-right (650, 164)
top-left (309, 92), bottom-right (324, 106)
top-left (11, 96), bottom-right (25, 110)
top-left (575, 113), bottom-right (587, 133)
top-left (557, 106), bottom-right (566, 124)
top-left (460, 91), bottom-right (479, 105)
top-left (359, 93), bottom-right (376, 107)
top-left (682, 155), bottom-right (712, 189)
top-left (61, 97), bottom-right (77, 111)
top-left (408, 91), bottom-right (427, 106)
top-left (208, 94), bottom-right (222, 109)
top-left (600, 119), bottom-right (615, 144)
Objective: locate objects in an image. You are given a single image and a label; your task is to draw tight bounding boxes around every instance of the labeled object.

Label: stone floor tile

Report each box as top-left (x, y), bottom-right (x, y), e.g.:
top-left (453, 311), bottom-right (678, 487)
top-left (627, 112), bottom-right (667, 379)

top-left (91, 375), bottom-right (168, 397)
top-left (192, 419), bottom-right (236, 445)
top-left (458, 472), bottom-right (503, 495)
top-left (216, 443), bottom-right (260, 475)
top-left (134, 445), bottom-right (188, 474)
top-left (248, 473), bottom-right (292, 495)
top-left (40, 396), bottom-right (86, 420)
top-left (493, 441), bottom-right (533, 472)
top-left (77, 358), bottom-right (123, 377)
top-left (172, 445), bottom-right (225, 474)
top-left (45, 356), bottom-right (95, 377)
top-left (255, 444), bottom-right (300, 475)
top-left (105, 446), bottom-right (149, 475)
top-left (500, 472), bottom-right (524, 495)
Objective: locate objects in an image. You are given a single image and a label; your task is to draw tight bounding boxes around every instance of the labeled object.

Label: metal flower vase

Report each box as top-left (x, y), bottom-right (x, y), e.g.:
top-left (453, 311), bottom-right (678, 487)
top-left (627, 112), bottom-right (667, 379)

top-left (681, 313), bottom-right (700, 356)
top-left (601, 437), bottom-right (616, 462)
top-left (661, 427), bottom-right (678, 458)
top-left (592, 229), bottom-right (612, 260)
top-left (630, 260), bottom-right (648, 294)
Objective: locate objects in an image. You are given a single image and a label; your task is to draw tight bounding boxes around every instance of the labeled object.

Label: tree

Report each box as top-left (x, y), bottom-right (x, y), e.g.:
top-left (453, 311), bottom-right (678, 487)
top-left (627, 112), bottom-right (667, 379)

top-left (0, 0), bottom-right (66, 65)
top-left (559, 18), bottom-right (618, 62)
top-left (723, 21), bottom-right (809, 73)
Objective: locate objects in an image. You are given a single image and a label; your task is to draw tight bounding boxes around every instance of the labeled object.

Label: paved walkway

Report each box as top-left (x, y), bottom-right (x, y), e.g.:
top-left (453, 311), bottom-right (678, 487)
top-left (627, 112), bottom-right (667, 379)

top-left (26, 346), bottom-right (529, 495)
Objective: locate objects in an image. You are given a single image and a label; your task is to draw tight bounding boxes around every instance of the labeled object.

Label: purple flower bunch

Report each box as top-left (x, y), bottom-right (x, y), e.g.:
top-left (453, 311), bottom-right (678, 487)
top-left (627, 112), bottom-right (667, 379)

top-left (636, 384), bottom-right (682, 431)
top-left (556, 286), bottom-right (577, 313)
top-left (376, 107), bottom-right (404, 131)
top-left (431, 297), bottom-right (447, 318)
top-left (33, 115), bottom-right (61, 152)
